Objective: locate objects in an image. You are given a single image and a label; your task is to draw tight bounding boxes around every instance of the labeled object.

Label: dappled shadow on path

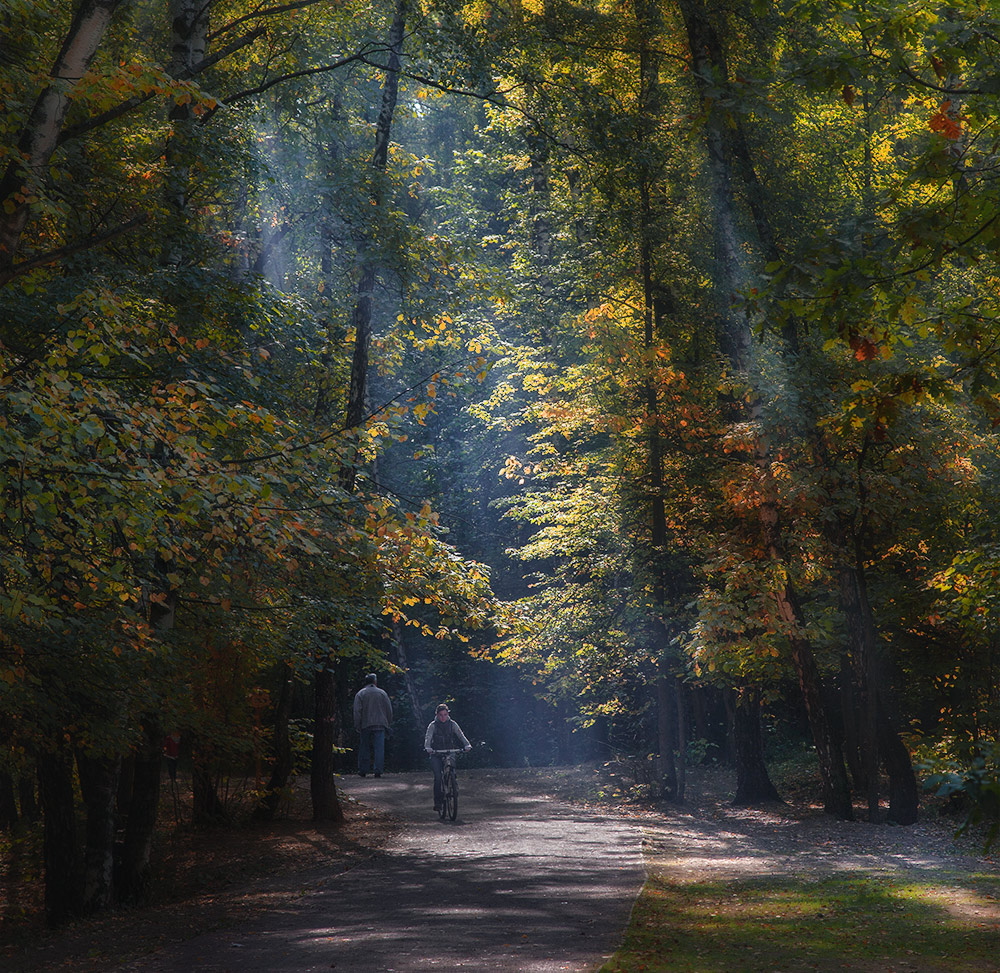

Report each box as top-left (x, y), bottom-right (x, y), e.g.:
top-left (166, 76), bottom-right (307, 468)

top-left (113, 771), bottom-right (646, 973)
top-left (642, 786), bottom-right (1000, 883)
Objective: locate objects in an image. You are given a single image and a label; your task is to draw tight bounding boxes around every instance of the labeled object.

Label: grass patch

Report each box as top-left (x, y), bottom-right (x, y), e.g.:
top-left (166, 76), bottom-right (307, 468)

top-left (599, 873), bottom-right (999, 972)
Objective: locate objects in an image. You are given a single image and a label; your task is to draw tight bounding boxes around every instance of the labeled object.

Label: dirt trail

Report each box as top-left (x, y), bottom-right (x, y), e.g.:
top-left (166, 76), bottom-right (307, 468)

top-left (639, 768), bottom-right (1000, 892)
top-left (109, 769), bottom-right (646, 973)
top-left (6, 764), bottom-right (998, 972)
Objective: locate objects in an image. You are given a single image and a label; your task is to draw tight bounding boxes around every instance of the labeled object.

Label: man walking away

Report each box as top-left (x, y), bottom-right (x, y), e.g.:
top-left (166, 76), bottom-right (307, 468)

top-left (353, 674), bottom-right (393, 777)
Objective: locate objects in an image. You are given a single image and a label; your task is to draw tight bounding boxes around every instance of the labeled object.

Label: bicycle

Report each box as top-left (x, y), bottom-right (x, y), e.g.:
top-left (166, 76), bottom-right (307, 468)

top-left (431, 748), bottom-right (463, 821)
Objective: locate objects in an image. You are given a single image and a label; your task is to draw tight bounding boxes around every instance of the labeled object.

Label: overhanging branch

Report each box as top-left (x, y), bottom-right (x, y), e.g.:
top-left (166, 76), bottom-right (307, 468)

top-left (0, 214), bottom-right (148, 288)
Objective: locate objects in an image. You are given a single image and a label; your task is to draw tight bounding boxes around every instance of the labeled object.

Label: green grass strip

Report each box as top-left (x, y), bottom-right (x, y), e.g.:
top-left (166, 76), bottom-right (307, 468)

top-left (599, 873), bottom-right (1000, 972)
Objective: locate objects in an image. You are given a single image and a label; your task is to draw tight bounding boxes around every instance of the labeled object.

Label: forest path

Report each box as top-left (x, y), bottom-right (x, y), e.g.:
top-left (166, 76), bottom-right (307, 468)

top-left (111, 768), bottom-right (646, 973)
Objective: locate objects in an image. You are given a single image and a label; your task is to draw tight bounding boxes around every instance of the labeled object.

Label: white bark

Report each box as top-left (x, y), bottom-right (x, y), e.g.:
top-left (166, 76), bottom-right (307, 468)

top-left (0, 0), bottom-right (123, 269)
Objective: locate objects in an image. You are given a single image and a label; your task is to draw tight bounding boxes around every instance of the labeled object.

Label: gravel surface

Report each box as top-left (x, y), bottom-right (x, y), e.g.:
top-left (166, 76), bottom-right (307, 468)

top-left (109, 768), bottom-right (647, 973)
top-left (644, 768), bottom-right (996, 869)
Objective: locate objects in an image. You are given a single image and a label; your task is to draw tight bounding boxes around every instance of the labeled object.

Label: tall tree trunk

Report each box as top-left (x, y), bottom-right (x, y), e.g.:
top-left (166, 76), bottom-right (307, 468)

top-left (655, 669), bottom-right (678, 796)
top-left (0, 0), bottom-right (124, 278)
top-left (838, 650), bottom-right (868, 793)
top-left (732, 688), bottom-right (781, 805)
top-left (163, 0), bottom-right (209, 239)
top-left (254, 665), bottom-right (295, 822)
top-left (18, 771), bottom-right (39, 822)
top-left (77, 753), bottom-right (120, 914)
top-left (0, 771), bottom-right (17, 828)
top-left (392, 620), bottom-right (427, 735)
top-left (634, 0), bottom-right (684, 802)
top-left (675, 678), bottom-right (688, 799)
top-left (524, 86), bottom-right (554, 328)
top-left (311, 662), bottom-right (343, 821)
top-left (676, 0), bottom-right (853, 819)
top-left (309, 0), bottom-right (409, 822)
top-left (343, 0), bottom-right (407, 440)
top-left (191, 736), bottom-right (227, 826)
top-left (37, 748), bottom-right (80, 926)
top-left (117, 720), bottom-right (162, 904)
top-left (839, 554), bottom-right (918, 823)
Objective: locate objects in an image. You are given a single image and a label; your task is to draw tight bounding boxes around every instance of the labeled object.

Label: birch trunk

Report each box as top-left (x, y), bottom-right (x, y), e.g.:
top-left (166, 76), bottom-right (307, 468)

top-left (0, 0), bottom-right (124, 274)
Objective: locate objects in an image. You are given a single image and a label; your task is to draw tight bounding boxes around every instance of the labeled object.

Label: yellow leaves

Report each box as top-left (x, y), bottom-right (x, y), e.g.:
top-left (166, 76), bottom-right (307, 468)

top-left (584, 303), bottom-right (615, 323)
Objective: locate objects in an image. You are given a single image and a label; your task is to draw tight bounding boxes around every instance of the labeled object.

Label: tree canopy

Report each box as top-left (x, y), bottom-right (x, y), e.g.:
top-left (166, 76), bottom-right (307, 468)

top-left (3, 0), bottom-right (1000, 924)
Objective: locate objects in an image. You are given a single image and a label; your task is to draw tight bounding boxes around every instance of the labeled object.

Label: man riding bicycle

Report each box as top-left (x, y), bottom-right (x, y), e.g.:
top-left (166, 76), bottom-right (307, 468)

top-left (424, 703), bottom-right (471, 812)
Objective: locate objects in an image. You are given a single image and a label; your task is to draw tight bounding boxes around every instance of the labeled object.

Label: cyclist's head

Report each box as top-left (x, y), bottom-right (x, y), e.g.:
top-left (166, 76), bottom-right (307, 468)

top-left (365, 673), bottom-right (377, 685)
top-left (436, 703), bottom-right (450, 719)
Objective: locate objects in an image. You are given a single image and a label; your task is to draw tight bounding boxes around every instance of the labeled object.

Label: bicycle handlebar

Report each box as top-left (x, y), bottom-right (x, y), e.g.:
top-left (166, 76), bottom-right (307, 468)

top-left (429, 748), bottom-right (467, 753)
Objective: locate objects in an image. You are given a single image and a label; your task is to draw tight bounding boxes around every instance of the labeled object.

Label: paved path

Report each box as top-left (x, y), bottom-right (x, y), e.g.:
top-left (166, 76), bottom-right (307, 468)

top-left (113, 769), bottom-right (646, 972)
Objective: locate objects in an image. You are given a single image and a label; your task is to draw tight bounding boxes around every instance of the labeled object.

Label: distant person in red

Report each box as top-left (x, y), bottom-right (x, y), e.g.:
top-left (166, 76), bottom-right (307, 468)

top-left (163, 731), bottom-right (181, 781)
top-left (424, 704), bottom-right (471, 812)
top-left (353, 673), bottom-right (393, 777)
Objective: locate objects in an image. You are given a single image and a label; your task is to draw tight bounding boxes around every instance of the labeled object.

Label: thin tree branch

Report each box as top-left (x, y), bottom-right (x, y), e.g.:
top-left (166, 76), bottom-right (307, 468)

top-left (207, 0), bottom-right (330, 42)
top-left (0, 215), bottom-right (147, 287)
top-left (215, 46), bottom-right (383, 112)
top-left (229, 353), bottom-right (488, 466)
top-left (59, 27), bottom-right (269, 145)
top-left (356, 56), bottom-right (577, 151)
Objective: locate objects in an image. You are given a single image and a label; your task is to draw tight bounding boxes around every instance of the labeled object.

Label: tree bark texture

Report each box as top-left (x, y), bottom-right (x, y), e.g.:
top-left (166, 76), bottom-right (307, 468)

top-left (344, 0), bottom-right (408, 437)
top-left (0, 0), bottom-right (124, 275)
top-left (732, 689), bottom-right (781, 805)
top-left (633, 0), bottom-right (686, 802)
top-left (37, 748), bottom-right (80, 926)
top-left (163, 0), bottom-right (210, 225)
top-left (311, 662), bottom-right (343, 822)
top-left (392, 620), bottom-right (428, 735)
top-left (191, 736), bottom-right (228, 826)
top-left (838, 650), bottom-right (868, 793)
top-left (838, 557), bottom-right (919, 823)
top-left (77, 753), bottom-right (120, 914)
top-left (655, 667), bottom-right (678, 797)
top-left (254, 665), bottom-right (295, 822)
top-left (0, 771), bottom-right (17, 827)
top-left (117, 720), bottom-right (163, 904)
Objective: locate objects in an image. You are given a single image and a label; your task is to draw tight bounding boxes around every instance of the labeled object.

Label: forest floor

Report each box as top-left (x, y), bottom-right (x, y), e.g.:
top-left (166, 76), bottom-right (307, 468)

top-left (1, 761), bottom-right (998, 972)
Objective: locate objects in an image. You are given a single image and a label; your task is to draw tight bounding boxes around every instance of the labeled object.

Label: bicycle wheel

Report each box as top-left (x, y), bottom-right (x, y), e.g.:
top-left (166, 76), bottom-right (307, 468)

top-left (445, 767), bottom-right (458, 821)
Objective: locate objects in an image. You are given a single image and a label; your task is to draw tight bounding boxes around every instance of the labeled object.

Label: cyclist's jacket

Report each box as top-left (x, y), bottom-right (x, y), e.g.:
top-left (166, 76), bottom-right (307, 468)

top-left (424, 717), bottom-right (471, 752)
